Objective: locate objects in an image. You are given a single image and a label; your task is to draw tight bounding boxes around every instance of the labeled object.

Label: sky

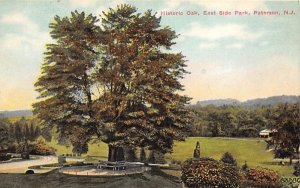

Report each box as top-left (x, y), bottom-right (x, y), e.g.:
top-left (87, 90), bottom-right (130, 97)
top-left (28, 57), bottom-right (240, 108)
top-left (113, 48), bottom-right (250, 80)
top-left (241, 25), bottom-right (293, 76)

top-left (0, 0), bottom-right (299, 110)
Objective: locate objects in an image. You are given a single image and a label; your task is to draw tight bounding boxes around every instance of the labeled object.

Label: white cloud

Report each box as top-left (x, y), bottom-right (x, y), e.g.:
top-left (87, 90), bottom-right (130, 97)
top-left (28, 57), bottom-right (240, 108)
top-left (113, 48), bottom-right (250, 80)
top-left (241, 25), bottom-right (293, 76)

top-left (183, 23), bottom-right (264, 41)
top-left (68, 0), bottom-right (98, 7)
top-left (199, 42), bottom-right (220, 49)
top-left (225, 43), bottom-right (244, 49)
top-left (0, 13), bottom-right (39, 33)
top-left (163, 0), bottom-right (267, 10)
top-left (0, 12), bottom-right (51, 50)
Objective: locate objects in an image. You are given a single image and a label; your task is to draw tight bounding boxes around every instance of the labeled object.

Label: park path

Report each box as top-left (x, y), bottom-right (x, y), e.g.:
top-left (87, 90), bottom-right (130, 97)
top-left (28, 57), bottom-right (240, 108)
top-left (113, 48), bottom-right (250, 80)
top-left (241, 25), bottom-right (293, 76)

top-left (0, 156), bottom-right (57, 173)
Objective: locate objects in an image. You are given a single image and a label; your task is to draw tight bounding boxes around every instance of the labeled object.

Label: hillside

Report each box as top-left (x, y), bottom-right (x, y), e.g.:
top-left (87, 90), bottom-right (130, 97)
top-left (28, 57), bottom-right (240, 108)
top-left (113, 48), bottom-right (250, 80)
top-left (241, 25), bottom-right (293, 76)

top-left (0, 110), bottom-right (33, 118)
top-left (195, 95), bottom-right (300, 108)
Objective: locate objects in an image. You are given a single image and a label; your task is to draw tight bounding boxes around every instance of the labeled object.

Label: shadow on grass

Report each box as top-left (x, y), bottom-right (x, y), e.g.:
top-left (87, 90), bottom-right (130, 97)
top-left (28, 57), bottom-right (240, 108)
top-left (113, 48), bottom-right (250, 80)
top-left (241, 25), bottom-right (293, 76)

top-left (260, 161), bottom-right (293, 166)
top-left (150, 166), bottom-right (181, 183)
top-left (0, 167), bottom-right (181, 188)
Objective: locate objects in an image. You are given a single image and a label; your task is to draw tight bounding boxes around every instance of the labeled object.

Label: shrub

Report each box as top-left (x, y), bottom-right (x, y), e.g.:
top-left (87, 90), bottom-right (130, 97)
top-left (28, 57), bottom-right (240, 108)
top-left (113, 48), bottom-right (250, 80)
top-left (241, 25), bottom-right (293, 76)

top-left (30, 140), bottom-right (55, 155)
top-left (0, 153), bottom-right (11, 161)
top-left (58, 155), bottom-right (66, 164)
top-left (148, 150), bottom-right (166, 164)
top-left (246, 167), bottom-right (281, 188)
top-left (193, 141), bottom-right (200, 159)
top-left (242, 161), bottom-right (249, 173)
top-left (181, 158), bottom-right (240, 188)
top-left (15, 140), bottom-right (55, 156)
top-left (21, 152), bottom-right (30, 159)
top-left (220, 152), bottom-right (237, 166)
top-left (293, 162), bottom-right (300, 176)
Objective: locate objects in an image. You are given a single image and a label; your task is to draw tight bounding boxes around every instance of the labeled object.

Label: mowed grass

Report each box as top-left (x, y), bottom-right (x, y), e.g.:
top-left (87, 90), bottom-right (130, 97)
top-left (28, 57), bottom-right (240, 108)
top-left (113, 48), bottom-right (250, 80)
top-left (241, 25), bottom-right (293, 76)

top-left (47, 137), bottom-right (293, 176)
top-left (47, 139), bottom-right (108, 160)
top-left (167, 137), bottom-right (293, 176)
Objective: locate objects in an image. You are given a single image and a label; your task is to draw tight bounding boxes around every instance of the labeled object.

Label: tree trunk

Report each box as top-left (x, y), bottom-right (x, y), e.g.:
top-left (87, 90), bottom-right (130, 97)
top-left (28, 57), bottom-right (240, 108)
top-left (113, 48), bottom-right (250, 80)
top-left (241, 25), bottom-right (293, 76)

top-left (108, 145), bottom-right (124, 161)
top-left (290, 157), bottom-right (292, 165)
top-left (108, 145), bottom-right (116, 162)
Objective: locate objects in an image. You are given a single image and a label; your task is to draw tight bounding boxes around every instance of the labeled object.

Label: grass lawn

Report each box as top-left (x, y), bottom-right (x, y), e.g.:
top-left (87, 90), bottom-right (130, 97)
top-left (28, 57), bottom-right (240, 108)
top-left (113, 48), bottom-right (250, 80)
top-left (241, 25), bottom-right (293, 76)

top-left (46, 137), bottom-right (294, 176)
top-left (167, 137), bottom-right (294, 176)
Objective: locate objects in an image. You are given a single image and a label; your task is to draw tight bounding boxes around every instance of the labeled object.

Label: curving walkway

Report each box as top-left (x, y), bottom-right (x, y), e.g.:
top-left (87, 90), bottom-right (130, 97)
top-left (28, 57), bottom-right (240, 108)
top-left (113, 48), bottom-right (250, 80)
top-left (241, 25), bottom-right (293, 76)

top-left (0, 156), bottom-right (58, 173)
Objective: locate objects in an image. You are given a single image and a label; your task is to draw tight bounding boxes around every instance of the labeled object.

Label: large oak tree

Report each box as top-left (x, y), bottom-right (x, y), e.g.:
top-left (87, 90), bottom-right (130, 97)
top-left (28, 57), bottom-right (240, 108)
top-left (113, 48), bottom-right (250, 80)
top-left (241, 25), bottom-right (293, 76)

top-left (34, 5), bottom-right (191, 161)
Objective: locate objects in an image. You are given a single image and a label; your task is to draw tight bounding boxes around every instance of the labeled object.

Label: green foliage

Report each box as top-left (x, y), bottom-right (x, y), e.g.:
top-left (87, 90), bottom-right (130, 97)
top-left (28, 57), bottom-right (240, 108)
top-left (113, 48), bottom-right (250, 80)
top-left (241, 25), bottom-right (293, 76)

top-left (125, 147), bottom-right (137, 162)
top-left (15, 139), bottom-right (56, 155)
top-left (190, 105), bottom-right (269, 137)
top-left (220, 152), bottom-right (237, 166)
top-left (181, 158), bottom-right (240, 188)
top-left (31, 139), bottom-right (56, 155)
top-left (34, 4), bottom-right (191, 160)
top-left (167, 137), bottom-right (293, 176)
top-left (58, 155), bottom-right (66, 164)
top-left (0, 153), bottom-right (11, 161)
top-left (193, 141), bottom-right (200, 159)
top-left (267, 103), bottom-right (300, 164)
top-left (245, 167), bottom-right (281, 188)
top-left (293, 162), bottom-right (300, 176)
top-left (0, 120), bottom-right (9, 150)
top-left (242, 161), bottom-right (249, 173)
top-left (148, 150), bottom-right (166, 164)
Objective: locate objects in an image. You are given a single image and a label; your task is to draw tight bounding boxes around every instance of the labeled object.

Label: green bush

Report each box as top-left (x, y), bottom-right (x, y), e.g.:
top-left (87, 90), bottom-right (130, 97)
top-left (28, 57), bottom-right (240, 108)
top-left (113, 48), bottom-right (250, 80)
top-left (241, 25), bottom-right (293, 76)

top-left (0, 153), bottom-right (11, 161)
top-left (58, 155), bottom-right (66, 164)
top-left (220, 152), bottom-right (237, 166)
top-left (181, 158), bottom-right (240, 188)
top-left (30, 140), bottom-right (56, 155)
top-left (293, 162), bottom-right (300, 176)
top-left (193, 141), bottom-right (200, 159)
top-left (241, 161), bottom-right (249, 173)
top-left (245, 167), bottom-right (281, 188)
top-left (148, 150), bottom-right (166, 164)
top-left (16, 140), bottom-right (55, 156)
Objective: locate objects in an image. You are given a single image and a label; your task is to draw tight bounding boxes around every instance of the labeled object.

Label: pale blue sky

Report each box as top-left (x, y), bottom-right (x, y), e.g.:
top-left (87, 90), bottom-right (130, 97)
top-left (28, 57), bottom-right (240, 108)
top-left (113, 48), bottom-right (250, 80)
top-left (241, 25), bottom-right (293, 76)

top-left (0, 0), bottom-right (299, 110)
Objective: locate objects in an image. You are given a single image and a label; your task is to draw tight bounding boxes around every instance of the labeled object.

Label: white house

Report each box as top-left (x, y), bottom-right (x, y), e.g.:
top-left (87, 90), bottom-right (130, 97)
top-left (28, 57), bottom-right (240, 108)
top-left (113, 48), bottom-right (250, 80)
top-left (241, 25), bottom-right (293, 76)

top-left (259, 129), bottom-right (275, 138)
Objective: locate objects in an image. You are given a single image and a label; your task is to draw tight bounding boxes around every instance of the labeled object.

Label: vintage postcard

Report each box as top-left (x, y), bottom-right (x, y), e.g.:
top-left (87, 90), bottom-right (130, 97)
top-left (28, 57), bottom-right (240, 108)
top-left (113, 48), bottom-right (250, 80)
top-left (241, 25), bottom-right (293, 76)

top-left (0, 0), bottom-right (299, 187)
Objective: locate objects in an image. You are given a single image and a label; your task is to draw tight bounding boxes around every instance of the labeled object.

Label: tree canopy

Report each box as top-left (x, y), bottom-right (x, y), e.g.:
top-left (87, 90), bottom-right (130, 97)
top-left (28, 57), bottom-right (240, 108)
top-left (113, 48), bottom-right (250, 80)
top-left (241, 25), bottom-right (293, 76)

top-left (34, 4), bottom-right (191, 160)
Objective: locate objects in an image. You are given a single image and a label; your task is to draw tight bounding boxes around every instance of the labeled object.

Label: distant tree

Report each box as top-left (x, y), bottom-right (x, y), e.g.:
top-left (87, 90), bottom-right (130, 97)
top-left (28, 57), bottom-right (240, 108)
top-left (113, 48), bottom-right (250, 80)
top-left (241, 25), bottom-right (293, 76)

top-left (220, 152), bottom-right (237, 166)
top-left (29, 124), bottom-right (35, 141)
top-left (267, 103), bottom-right (300, 164)
top-left (34, 126), bottom-right (41, 140)
top-left (14, 124), bottom-right (22, 143)
top-left (8, 124), bottom-right (15, 141)
top-left (24, 123), bottom-right (30, 140)
top-left (0, 122), bottom-right (9, 150)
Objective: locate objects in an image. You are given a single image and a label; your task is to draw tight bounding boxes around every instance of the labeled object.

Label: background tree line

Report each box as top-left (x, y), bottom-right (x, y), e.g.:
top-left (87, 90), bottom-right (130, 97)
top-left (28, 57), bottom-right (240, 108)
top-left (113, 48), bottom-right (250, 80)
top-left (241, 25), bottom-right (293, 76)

top-left (0, 117), bottom-right (41, 152)
top-left (189, 103), bottom-right (299, 138)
